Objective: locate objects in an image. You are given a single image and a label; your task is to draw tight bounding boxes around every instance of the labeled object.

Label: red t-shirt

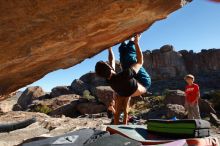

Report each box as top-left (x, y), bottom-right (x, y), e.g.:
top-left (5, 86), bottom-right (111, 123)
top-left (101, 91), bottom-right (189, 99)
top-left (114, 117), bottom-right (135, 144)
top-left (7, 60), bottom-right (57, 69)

top-left (185, 83), bottom-right (200, 103)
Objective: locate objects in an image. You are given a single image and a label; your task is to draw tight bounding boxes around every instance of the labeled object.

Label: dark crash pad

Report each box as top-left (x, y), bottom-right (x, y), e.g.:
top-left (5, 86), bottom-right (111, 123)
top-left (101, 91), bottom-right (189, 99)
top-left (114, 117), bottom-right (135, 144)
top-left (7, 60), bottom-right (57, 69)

top-left (106, 124), bottom-right (218, 145)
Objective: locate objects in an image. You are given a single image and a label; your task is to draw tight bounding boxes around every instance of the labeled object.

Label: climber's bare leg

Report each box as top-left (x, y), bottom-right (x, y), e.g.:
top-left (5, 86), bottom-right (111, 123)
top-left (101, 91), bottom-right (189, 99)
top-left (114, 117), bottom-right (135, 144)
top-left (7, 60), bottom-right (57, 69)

top-left (114, 95), bottom-right (121, 125)
top-left (123, 97), bottom-right (131, 125)
top-left (108, 100), bottom-right (116, 114)
top-left (114, 94), bottom-right (131, 125)
top-left (131, 82), bottom-right (147, 97)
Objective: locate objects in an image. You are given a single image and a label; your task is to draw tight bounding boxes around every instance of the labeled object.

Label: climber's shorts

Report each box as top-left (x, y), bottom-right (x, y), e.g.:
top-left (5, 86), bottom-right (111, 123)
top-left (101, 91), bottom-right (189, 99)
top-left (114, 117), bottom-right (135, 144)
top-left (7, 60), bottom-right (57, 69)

top-left (119, 41), bottom-right (151, 89)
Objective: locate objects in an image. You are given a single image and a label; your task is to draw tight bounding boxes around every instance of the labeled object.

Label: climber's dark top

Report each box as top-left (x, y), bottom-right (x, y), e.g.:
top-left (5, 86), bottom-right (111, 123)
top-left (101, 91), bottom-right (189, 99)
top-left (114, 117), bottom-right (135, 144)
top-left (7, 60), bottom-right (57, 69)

top-left (107, 67), bottom-right (138, 97)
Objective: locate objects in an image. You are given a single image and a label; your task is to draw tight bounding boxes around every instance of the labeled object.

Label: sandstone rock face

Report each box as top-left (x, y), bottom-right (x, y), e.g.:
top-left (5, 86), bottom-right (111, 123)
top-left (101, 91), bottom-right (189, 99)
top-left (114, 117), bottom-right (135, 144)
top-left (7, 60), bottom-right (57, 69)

top-left (0, 0), bottom-right (191, 95)
top-left (180, 49), bottom-right (220, 75)
top-left (143, 45), bottom-right (187, 80)
top-left (143, 47), bottom-right (220, 81)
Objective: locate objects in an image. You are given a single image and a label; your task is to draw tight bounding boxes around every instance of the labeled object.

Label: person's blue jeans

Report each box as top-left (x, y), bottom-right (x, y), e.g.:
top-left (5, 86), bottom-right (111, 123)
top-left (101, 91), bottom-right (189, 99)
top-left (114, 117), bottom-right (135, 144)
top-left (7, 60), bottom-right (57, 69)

top-left (119, 41), bottom-right (151, 89)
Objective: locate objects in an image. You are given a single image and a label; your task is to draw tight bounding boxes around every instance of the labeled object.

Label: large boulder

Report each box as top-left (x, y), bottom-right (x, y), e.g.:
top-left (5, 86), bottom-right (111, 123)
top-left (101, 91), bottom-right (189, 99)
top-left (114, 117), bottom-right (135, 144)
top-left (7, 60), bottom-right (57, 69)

top-left (80, 72), bottom-right (107, 87)
top-left (70, 79), bottom-right (89, 95)
top-left (29, 94), bottom-right (81, 117)
top-left (76, 102), bottom-right (106, 115)
top-left (50, 86), bottom-right (73, 98)
top-left (92, 86), bottom-right (114, 107)
top-left (13, 86), bottom-right (46, 111)
top-left (164, 90), bottom-right (185, 105)
top-left (0, 0), bottom-right (191, 95)
top-left (166, 104), bottom-right (187, 119)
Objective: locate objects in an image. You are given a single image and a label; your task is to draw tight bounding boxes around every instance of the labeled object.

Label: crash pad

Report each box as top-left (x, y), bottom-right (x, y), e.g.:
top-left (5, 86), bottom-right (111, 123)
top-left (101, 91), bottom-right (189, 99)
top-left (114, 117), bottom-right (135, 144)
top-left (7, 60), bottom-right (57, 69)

top-left (147, 119), bottom-right (210, 129)
top-left (147, 119), bottom-right (210, 138)
top-left (23, 128), bottom-right (110, 146)
top-left (145, 139), bottom-right (188, 146)
top-left (106, 125), bottom-right (219, 146)
top-left (85, 134), bottom-right (142, 146)
top-left (106, 125), bottom-right (172, 145)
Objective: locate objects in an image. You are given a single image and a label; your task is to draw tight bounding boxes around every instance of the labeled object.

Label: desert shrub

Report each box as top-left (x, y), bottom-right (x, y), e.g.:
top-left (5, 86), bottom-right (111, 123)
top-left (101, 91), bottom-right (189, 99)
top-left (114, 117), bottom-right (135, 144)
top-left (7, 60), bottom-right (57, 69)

top-left (154, 96), bottom-right (165, 102)
top-left (129, 100), bottom-right (149, 115)
top-left (149, 96), bottom-right (165, 107)
top-left (83, 90), bottom-right (95, 100)
top-left (35, 105), bottom-right (52, 114)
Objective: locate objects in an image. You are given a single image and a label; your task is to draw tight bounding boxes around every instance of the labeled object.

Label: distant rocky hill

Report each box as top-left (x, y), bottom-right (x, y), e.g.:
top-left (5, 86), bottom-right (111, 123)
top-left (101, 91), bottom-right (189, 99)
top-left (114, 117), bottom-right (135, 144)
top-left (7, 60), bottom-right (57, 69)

top-left (143, 45), bottom-right (220, 80)
top-left (142, 45), bottom-right (220, 93)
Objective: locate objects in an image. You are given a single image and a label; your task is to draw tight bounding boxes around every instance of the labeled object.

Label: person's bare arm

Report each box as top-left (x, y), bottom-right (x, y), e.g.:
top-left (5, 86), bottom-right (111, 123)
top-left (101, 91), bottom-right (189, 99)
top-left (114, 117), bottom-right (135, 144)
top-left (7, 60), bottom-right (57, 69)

top-left (131, 34), bottom-right (143, 73)
top-left (195, 91), bottom-right (200, 103)
top-left (108, 47), bottom-right (115, 70)
top-left (193, 88), bottom-right (200, 104)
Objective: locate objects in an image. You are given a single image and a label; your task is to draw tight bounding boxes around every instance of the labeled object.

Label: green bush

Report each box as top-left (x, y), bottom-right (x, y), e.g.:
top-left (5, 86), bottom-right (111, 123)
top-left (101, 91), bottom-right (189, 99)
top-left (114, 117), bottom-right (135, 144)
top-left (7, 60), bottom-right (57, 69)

top-left (83, 90), bottom-right (95, 100)
top-left (35, 105), bottom-right (52, 114)
top-left (147, 95), bottom-right (165, 109)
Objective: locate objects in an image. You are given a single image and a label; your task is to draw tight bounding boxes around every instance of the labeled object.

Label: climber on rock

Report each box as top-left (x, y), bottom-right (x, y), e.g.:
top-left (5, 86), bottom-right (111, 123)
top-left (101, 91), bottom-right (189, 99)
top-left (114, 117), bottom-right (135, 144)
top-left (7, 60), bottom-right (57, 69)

top-left (95, 34), bottom-right (151, 125)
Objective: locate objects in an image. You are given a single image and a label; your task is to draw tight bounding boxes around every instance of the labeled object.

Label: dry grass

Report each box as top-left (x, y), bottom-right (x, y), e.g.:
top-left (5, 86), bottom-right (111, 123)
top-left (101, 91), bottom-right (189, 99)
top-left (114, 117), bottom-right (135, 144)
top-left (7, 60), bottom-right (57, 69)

top-left (129, 100), bottom-right (149, 115)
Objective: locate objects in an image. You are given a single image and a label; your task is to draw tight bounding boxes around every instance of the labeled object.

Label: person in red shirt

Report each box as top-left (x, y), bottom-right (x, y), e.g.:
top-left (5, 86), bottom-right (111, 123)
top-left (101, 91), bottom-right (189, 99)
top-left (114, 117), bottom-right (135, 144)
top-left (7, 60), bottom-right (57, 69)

top-left (184, 74), bottom-right (201, 119)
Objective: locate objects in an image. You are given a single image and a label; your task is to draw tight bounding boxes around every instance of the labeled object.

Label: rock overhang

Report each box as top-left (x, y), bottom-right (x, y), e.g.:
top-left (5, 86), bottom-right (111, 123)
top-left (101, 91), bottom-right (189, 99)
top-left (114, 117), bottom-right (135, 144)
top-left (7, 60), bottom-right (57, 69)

top-left (0, 0), bottom-right (192, 95)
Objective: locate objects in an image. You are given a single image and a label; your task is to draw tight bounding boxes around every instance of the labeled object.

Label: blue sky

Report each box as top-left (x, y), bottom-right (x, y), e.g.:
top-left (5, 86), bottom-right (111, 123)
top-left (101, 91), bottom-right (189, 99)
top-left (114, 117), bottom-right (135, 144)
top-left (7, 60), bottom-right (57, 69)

top-left (20, 0), bottom-right (220, 92)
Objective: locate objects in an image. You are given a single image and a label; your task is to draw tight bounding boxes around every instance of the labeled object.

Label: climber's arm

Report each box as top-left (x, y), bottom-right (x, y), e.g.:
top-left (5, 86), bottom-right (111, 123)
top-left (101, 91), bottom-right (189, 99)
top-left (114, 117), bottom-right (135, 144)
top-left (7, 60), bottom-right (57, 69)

top-left (108, 47), bottom-right (115, 70)
top-left (131, 34), bottom-right (143, 73)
